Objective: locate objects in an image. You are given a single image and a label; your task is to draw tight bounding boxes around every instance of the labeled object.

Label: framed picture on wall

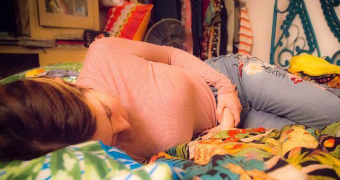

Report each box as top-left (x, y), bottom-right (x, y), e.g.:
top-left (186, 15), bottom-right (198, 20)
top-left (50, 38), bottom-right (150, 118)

top-left (37, 0), bottom-right (96, 29)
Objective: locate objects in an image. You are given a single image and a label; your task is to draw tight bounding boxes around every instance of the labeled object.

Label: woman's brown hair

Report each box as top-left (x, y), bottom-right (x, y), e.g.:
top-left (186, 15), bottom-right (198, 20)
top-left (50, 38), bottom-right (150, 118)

top-left (0, 78), bottom-right (96, 161)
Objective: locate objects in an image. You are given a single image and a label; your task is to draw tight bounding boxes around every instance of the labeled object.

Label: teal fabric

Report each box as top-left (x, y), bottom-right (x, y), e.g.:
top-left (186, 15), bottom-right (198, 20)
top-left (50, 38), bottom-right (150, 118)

top-left (0, 141), bottom-right (177, 180)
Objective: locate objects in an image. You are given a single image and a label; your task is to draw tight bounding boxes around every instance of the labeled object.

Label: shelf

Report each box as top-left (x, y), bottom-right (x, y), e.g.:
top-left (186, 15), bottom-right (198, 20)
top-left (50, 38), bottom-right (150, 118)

top-left (0, 45), bottom-right (88, 66)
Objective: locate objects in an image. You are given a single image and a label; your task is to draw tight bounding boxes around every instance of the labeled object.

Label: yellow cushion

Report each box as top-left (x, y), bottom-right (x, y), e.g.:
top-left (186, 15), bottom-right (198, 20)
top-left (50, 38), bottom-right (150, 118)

top-left (288, 54), bottom-right (340, 76)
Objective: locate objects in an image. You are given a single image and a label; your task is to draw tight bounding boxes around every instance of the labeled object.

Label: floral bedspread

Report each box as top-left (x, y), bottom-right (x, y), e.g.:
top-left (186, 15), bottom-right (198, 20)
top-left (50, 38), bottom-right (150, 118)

top-left (150, 123), bottom-right (340, 180)
top-left (1, 123), bottom-right (339, 180)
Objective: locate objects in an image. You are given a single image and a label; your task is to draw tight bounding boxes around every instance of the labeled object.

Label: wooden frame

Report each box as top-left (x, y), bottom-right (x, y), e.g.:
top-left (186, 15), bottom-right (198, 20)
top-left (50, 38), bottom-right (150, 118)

top-left (37, 0), bottom-right (96, 29)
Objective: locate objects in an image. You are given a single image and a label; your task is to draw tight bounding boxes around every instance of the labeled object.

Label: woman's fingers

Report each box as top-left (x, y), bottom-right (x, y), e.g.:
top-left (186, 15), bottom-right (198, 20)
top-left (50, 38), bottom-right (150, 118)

top-left (230, 106), bottom-right (240, 126)
top-left (220, 108), bottom-right (235, 130)
top-left (216, 102), bottom-right (224, 123)
top-left (216, 91), bottom-right (243, 127)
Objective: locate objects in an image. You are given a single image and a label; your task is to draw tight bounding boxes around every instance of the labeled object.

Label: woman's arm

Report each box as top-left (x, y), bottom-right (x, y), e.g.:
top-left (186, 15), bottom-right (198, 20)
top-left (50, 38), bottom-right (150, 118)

top-left (91, 37), bottom-right (241, 125)
top-left (94, 37), bottom-right (233, 92)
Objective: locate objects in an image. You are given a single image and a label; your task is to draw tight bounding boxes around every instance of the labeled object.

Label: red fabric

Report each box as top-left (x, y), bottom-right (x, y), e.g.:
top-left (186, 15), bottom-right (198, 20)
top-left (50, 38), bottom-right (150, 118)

top-left (104, 3), bottom-right (153, 40)
top-left (105, 6), bottom-right (123, 31)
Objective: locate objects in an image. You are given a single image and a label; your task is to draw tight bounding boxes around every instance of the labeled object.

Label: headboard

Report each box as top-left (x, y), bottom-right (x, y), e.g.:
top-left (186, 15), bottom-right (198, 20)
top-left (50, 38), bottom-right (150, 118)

top-left (270, 0), bottom-right (340, 68)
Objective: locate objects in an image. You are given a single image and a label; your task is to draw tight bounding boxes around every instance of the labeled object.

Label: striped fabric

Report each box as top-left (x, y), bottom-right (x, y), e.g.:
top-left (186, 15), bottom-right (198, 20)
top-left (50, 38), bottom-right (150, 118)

top-left (104, 2), bottom-right (153, 41)
top-left (181, 0), bottom-right (193, 54)
top-left (238, 1), bottom-right (253, 55)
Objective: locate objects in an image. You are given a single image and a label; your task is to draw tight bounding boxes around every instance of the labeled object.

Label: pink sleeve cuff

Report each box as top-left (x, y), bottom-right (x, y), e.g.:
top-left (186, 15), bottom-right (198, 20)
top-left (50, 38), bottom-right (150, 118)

top-left (213, 73), bottom-right (236, 95)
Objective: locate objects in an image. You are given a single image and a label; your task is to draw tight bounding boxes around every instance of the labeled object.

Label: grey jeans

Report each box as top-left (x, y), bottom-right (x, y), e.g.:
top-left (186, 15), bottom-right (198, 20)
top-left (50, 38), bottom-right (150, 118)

top-left (205, 55), bottom-right (340, 130)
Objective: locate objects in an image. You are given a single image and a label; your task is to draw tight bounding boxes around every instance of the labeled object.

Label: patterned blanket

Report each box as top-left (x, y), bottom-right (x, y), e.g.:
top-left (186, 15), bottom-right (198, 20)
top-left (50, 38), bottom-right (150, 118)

top-left (150, 123), bottom-right (340, 180)
top-left (3, 124), bottom-right (338, 180)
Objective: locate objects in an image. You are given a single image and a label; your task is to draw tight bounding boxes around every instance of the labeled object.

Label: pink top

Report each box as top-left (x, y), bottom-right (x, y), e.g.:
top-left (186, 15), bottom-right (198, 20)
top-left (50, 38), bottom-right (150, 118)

top-left (75, 37), bottom-right (235, 161)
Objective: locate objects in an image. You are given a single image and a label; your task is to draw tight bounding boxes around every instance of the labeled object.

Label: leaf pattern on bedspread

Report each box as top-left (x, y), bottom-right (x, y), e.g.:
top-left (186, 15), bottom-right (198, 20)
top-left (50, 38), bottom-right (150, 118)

top-left (150, 123), bottom-right (340, 180)
top-left (0, 141), bottom-right (176, 180)
top-left (0, 118), bottom-right (339, 180)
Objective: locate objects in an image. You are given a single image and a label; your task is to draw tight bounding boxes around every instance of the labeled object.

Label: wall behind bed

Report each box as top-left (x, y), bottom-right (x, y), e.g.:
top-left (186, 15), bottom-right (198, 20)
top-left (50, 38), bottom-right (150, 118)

top-left (245, 0), bottom-right (340, 63)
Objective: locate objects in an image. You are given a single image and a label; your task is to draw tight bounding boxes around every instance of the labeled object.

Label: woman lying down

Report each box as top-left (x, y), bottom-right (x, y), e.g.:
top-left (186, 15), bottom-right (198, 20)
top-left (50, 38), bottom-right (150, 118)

top-left (1, 37), bottom-right (340, 163)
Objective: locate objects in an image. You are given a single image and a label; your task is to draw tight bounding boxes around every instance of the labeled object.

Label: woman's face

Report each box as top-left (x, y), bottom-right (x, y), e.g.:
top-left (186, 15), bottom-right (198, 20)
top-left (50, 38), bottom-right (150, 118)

top-left (84, 89), bottom-right (130, 146)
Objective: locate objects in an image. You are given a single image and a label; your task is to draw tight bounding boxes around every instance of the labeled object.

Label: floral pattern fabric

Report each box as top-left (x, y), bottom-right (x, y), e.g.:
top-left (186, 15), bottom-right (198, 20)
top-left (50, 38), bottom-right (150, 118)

top-left (2, 124), bottom-right (339, 180)
top-left (150, 123), bottom-right (340, 180)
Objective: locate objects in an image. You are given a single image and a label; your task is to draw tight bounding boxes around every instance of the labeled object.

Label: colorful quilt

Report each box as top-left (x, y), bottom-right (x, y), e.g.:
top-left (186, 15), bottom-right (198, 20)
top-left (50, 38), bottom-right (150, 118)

top-left (1, 123), bottom-right (339, 180)
top-left (149, 123), bottom-right (340, 180)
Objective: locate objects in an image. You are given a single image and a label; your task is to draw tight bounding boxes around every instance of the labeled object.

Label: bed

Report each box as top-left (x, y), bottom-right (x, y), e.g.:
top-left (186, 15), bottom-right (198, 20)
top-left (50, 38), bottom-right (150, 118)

top-left (1, 0), bottom-right (340, 179)
top-left (1, 63), bottom-right (340, 180)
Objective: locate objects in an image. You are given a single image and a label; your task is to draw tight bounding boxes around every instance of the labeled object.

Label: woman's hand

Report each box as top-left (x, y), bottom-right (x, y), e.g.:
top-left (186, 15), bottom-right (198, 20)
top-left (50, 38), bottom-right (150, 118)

top-left (200, 108), bottom-right (235, 140)
top-left (216, 91), bottom-right (242, 127)
top-left (219, 108), bottom-right (235, 130)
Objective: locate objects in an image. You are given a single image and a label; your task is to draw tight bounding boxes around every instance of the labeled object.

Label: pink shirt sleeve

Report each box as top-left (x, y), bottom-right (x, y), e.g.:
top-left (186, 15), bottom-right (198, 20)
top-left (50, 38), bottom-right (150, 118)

top-left (95, 37), bottom-right (235, 94)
